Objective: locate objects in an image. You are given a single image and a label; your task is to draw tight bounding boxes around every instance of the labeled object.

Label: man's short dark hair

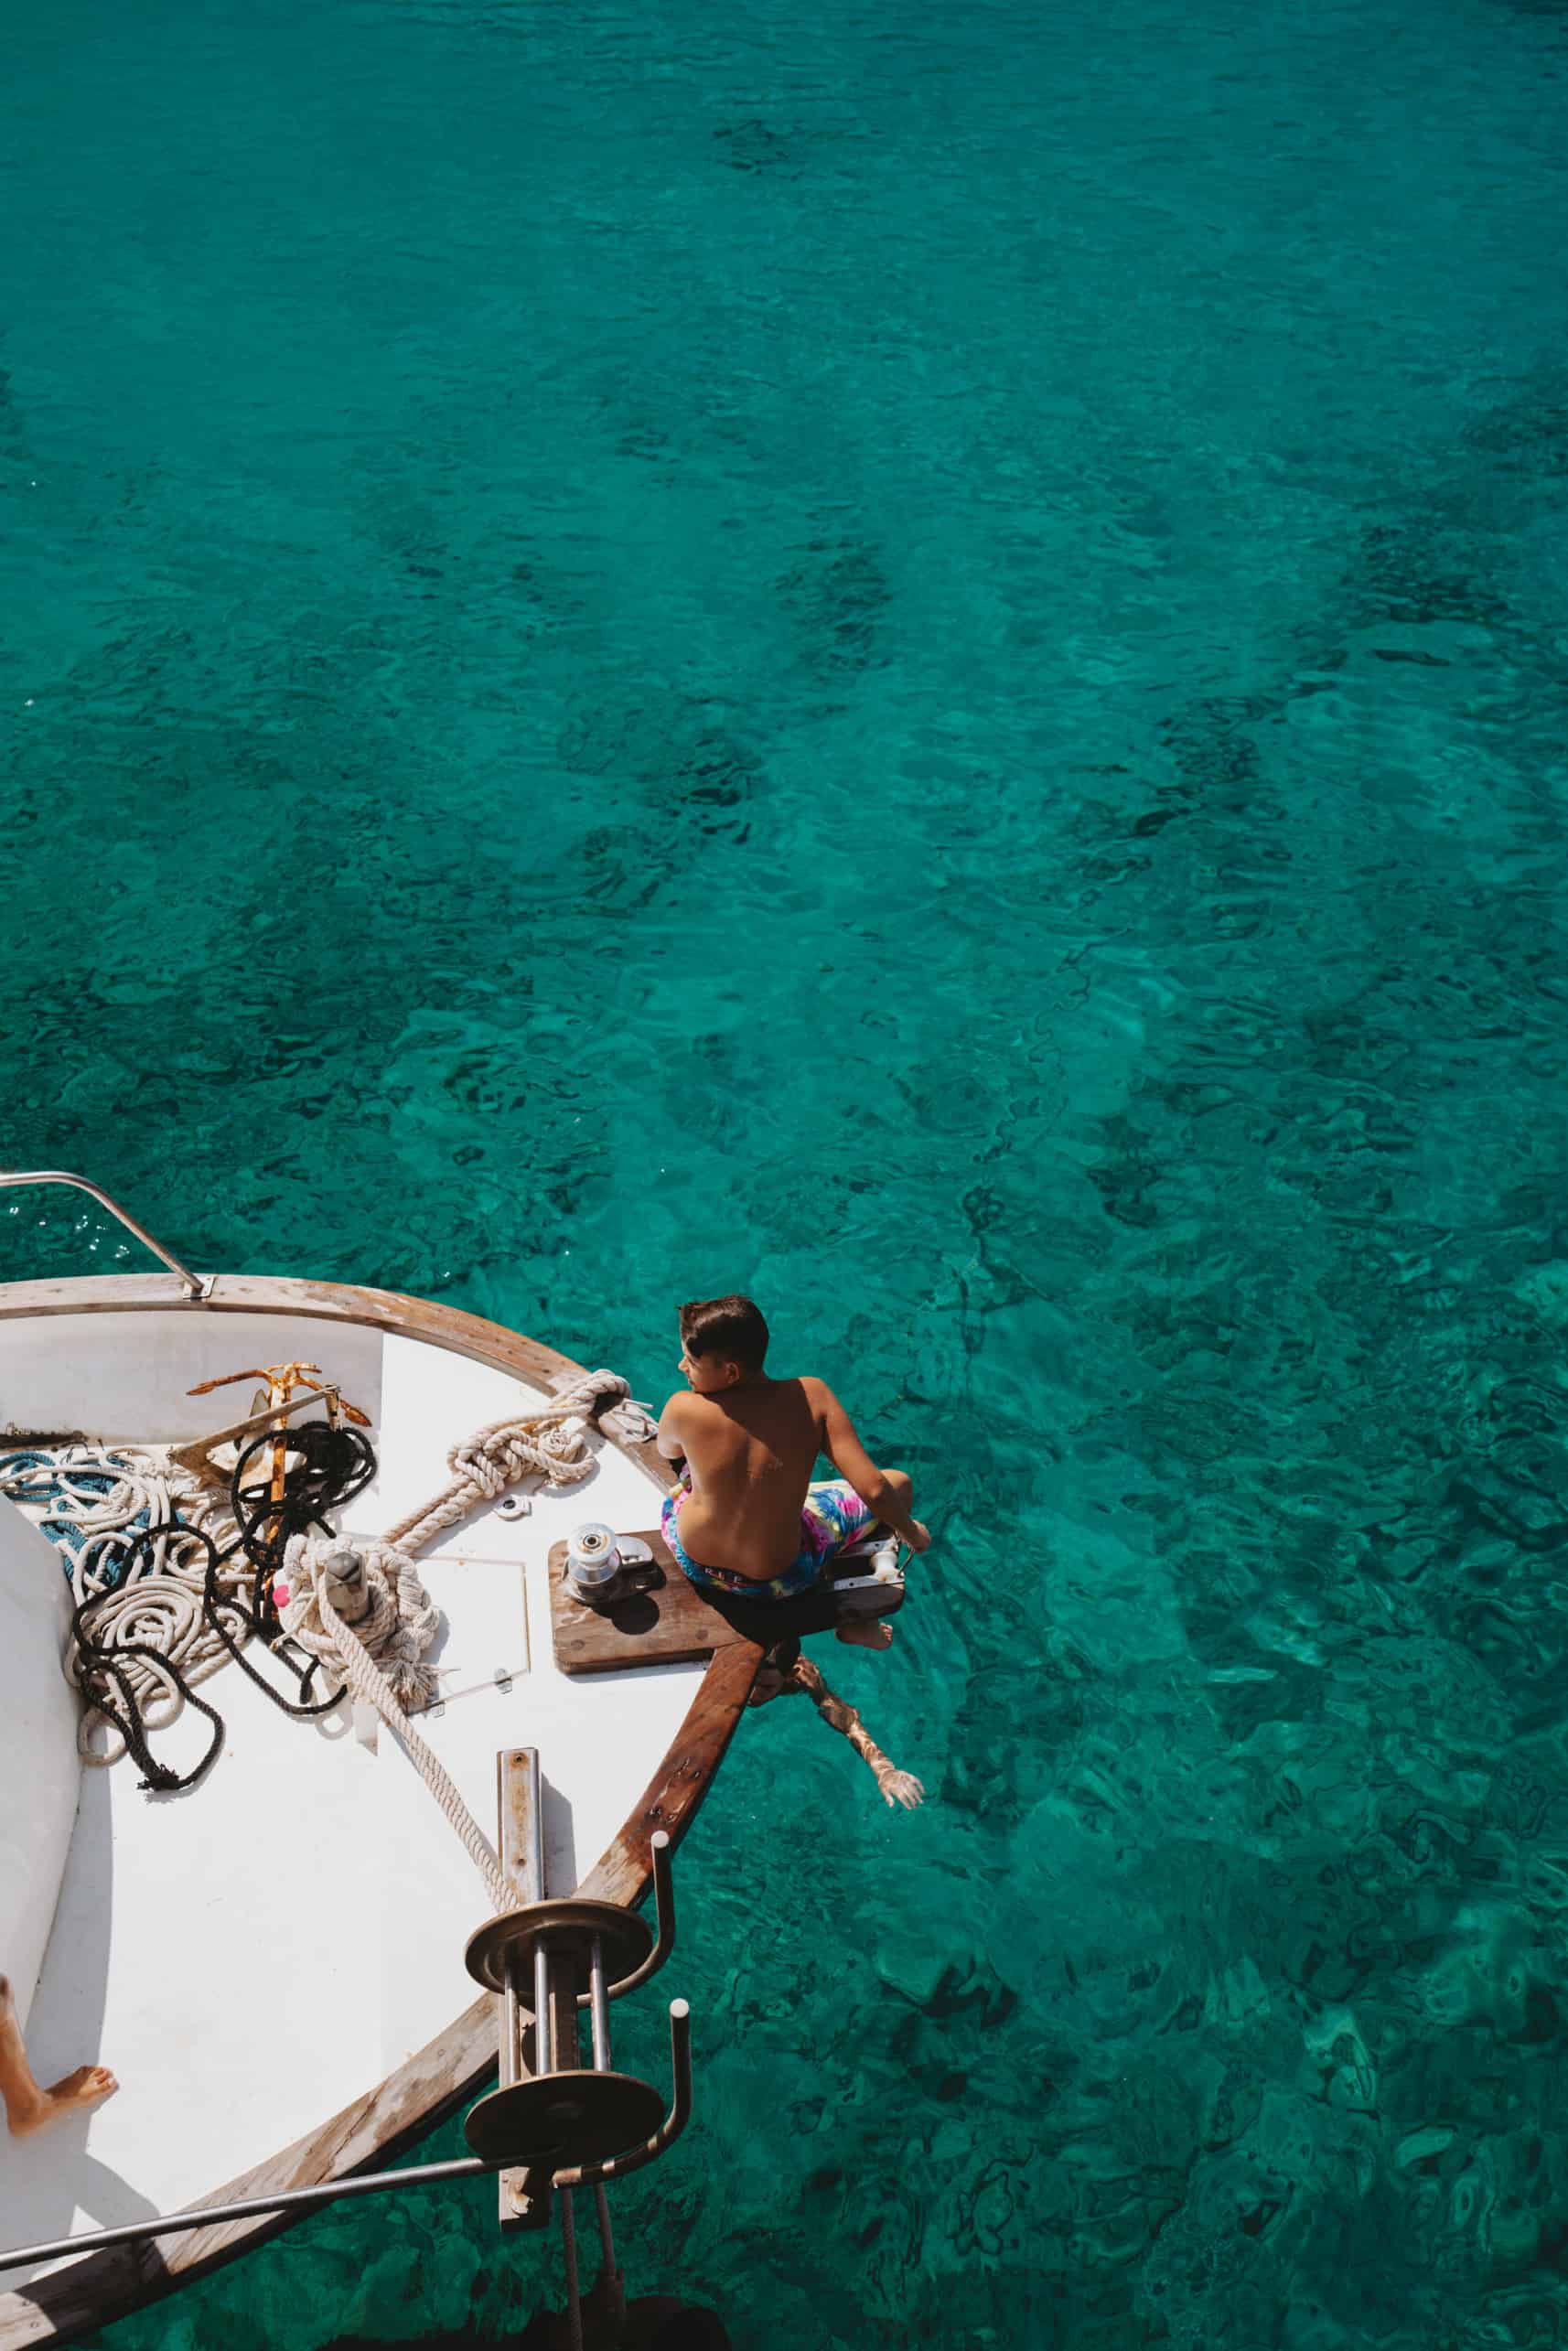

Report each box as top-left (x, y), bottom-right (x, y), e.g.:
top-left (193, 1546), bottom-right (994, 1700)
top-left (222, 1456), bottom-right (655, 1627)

top-left (680, 1294), bottom-right (769, 1371)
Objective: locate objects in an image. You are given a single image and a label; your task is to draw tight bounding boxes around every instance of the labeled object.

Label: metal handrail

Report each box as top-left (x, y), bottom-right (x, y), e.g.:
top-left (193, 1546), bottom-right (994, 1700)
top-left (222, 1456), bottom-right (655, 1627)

top-left (577, 1829), bottom-right (676, 2010)
top-left (0, 2152), bottom-right (499, 2275)
top-left (553, 2001), bottom-right (693, 2189)
top-left (0, 1171), bottom-right (211, 1300)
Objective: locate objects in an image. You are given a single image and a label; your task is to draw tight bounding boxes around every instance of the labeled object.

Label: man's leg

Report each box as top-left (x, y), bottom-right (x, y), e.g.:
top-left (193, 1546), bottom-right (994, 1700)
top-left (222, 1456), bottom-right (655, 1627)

top-left (0, 1976), bottom-right (117, 2137)
top-left (833, 1469), bottom-right (914, 1648)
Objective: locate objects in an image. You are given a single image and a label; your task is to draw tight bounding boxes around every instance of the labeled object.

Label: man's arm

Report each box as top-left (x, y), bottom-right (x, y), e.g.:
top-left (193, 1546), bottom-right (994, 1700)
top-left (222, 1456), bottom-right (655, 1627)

top-left (807, 1379), bottom-right (929, 1550)
top-left (656, 1390), bottom-right (693, 1463)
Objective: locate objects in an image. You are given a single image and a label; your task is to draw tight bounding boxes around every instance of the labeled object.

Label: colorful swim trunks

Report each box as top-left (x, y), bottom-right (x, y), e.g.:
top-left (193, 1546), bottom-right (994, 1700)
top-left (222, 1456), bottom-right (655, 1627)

top-left (661, 1477), bottom-right (876, 1602)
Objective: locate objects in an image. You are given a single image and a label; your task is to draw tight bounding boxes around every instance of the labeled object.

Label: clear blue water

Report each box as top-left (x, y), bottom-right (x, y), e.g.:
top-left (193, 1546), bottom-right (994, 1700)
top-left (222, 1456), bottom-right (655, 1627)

top-left (5, 0), bottom-right (1568, 2340)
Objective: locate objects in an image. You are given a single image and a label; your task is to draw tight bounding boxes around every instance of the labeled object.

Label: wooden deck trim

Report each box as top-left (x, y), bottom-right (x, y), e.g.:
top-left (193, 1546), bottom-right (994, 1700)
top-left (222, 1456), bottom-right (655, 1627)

top-left (0, 1274), bottom-right (762, 2349)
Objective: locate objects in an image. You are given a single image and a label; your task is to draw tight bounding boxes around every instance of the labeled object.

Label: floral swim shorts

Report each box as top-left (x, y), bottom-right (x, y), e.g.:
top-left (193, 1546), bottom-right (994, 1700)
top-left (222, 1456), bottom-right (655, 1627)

top-left (661, 1476), bottom-right (876, 1602)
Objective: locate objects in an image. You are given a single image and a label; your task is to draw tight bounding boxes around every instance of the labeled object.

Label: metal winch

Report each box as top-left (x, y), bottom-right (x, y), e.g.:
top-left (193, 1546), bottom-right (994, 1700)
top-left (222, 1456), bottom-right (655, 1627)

top-left (563, 1523), bottom-right (656, 1611)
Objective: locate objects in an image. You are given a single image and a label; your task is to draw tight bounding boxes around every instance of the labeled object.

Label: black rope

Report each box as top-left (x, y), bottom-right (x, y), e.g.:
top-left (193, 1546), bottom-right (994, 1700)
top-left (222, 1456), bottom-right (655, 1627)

top-left (70, 1421), bottom-right (380, 1791)
top-left (70, 1526), bottom-right (227, 1794)
top-left (229, 1420), bottom-right (377, 1590)
top-left (198, 1421), bottom-right (379, 1718)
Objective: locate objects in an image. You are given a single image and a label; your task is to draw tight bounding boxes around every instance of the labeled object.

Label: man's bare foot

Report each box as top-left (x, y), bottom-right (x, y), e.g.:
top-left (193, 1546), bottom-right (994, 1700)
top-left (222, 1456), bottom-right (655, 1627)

top-left (0, 1976), bottom-right (117, 2137)
top-left (836, 1620), bottom-right (894, 1650)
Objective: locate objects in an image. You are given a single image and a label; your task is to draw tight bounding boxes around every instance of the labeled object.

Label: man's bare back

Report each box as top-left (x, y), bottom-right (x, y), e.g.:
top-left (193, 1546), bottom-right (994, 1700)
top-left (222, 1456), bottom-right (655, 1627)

top-left (657, 1297), bottom-right (930, 1584)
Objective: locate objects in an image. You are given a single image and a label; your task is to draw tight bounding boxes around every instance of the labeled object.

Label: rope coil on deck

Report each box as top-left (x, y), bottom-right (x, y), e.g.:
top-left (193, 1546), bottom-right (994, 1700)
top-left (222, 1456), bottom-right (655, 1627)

top-left (278, 1540), bottom-right (441, 1712)
top-left (0, 1446), bottom-right (254, 1767)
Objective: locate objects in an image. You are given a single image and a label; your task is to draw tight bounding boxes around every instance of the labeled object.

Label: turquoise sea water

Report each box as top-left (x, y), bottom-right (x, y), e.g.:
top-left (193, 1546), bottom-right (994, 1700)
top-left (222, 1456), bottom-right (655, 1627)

top-left (5, 0), bottom-right (1568, 2340)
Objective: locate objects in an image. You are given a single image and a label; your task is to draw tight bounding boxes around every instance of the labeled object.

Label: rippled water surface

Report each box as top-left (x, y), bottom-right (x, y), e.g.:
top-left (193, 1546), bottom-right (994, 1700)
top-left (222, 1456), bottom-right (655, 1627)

top-left (5, 0), bottom-right (1568, 2341)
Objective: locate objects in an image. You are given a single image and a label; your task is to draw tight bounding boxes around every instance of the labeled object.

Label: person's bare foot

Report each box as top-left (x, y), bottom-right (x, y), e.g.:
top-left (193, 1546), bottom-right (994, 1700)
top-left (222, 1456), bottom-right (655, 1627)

top-left (9, 2064), bottom-right (119, 2137)
top-left (835, 1620), bottom-right (894, 1650)
top-left (0, 1976), bottom-right (117, 2137)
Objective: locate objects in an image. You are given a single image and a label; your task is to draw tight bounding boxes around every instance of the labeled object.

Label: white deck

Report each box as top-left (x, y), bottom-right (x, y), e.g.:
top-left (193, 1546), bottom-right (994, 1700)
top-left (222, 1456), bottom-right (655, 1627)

top-left (0, 1314), bottom-right (699, 2280)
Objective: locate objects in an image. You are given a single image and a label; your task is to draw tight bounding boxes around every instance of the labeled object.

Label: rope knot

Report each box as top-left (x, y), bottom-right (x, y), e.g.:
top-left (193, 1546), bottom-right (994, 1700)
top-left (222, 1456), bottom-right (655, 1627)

top-left (446, 1430), bottom-right (515, 1497)
top-left (553, 1369), bottom-right (659, 1447)
top-left (281, 1534), bottom-right (441, 1712)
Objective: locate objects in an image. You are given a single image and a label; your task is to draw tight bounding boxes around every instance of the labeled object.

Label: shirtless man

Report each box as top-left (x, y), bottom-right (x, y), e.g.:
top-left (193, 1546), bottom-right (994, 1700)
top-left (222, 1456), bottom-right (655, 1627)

top-left (0, 1976), bottom-right (116, 2137)
top-left (656, 1295), bottom-right (931, 1650)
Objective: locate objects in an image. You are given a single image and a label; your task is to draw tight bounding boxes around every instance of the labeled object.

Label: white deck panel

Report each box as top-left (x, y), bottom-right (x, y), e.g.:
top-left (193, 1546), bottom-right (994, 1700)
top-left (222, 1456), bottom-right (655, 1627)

top-left (0, 1318), bottom-right (700, 2283)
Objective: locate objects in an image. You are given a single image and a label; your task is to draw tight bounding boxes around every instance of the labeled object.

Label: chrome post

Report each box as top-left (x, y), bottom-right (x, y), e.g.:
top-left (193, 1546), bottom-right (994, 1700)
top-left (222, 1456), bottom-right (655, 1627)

top-left (496, 1750), bottom-right (550, 2233)
top-left (595, 2184), bottom-right (616, 2270)
top-left (500, 1972), bottom-right (521, 2094)
top-left (587, 1936), bottom-right (611, 2071)
top-left (533, 1941), bottom-right (553, 2077)
top-left (553, 2002), bottom-right (694, 2190)
top-left (464, 1757), bottom-right (691, 2210)
top-left (0, 2154), bottom-right (499, 2272)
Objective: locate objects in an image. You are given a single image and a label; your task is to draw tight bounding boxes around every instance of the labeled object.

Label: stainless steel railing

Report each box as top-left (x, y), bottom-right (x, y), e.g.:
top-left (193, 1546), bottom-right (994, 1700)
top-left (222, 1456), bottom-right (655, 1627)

top-left (0, 2152), bottom-right (499, 2274)
top-left (0, 1171), bottom-right (211, 1300)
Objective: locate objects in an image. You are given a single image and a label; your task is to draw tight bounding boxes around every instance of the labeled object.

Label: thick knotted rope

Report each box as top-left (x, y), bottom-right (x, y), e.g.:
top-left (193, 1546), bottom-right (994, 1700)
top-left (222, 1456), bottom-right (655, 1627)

top-left (278, 1539), bottom-right (441, 1712)
top-left (381, 1370), bottom-right (656, 1556)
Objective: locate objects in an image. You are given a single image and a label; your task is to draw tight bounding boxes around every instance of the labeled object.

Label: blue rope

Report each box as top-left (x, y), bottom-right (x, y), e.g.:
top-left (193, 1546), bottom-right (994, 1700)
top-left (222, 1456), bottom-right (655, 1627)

top-left (0, 1448), bottom-right (156, 1593)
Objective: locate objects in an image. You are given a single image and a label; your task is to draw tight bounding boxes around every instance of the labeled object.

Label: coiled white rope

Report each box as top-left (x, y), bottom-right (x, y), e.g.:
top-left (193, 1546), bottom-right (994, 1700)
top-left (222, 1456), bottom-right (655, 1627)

top-left (281, 1538), bottom-right (522, 1910)
top-left (0, 1446), bottom-right (252, 1765)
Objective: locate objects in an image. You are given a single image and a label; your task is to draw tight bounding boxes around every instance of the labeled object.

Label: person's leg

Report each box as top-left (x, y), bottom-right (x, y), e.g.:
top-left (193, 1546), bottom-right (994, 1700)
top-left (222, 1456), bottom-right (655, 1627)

top-left (820, 1470), bottom-right (914, 1549)
top-left (799, 1481), bottom-right (908, 1650)
top-left (0, 1976), bottom-right (117, 2137)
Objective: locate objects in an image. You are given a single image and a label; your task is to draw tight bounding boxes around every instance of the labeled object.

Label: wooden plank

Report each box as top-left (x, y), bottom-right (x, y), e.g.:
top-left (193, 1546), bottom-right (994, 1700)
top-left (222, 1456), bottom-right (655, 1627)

top-left (551, 1533), bottom-right (908, 1674)
top-left (0, 1279), bottom-right (760, 2350)
top-left (576, 1643), bottom-right (763, 1907)
top-left (548, 1532), bottom-right (749, 1673)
